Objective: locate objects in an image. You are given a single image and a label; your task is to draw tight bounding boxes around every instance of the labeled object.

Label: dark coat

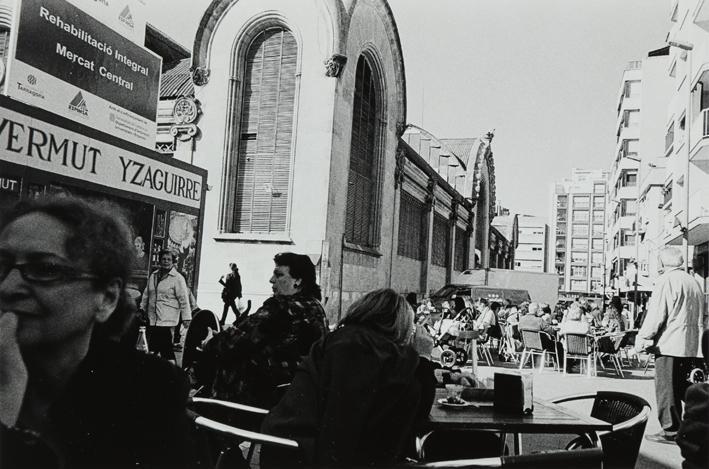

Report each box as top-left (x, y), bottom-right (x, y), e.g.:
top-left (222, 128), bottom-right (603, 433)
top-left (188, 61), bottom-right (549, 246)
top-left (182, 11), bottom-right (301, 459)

top-left (260, 325), bottom-right (436, 467)
top-left (678, 383), bottom-right (709, 469)
top-left (2, 340), bottom-right (196, 469)
top-left (220, 271), bottom-right (242, 300)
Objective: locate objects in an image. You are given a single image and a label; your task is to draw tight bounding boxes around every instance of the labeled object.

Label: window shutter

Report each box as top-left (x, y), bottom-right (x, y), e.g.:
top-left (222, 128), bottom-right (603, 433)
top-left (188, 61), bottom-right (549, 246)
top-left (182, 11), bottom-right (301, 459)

top-left (398, 191), bottom-right (426, 260)
top-left (233, 28), bottom-right (297, 233)
top-left (454, 226), bottom-right (467, 271)
top-left (432, 214), bottom-right (450, 267)
top-left (345, 56), bottom-right (380, 246)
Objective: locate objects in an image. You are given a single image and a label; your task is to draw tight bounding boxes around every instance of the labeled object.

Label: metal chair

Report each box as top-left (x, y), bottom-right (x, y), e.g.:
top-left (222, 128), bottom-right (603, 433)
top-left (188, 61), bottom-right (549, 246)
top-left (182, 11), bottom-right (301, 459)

top-left (595, 333), bottom-right (625, 378)
top-left (187, 397), bottom-right (278, 469)
top-left (551, 392), bottom-right (651, 469)
top-left (518, 330), bottom-right (558, 372)
top-left (617, 330), bottom-right (638, 367)
top-left (562, 333), bottom-right (595, 376)
top-left (408, 448), bottom-right (603, 468)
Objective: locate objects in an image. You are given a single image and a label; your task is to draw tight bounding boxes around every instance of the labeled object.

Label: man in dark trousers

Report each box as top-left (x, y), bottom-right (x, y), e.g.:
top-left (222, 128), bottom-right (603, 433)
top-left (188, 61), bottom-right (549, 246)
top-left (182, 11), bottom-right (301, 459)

top-left (638, 247), bottom-right (706, 444)
top-left (219, 262), bottom-right (242, 325)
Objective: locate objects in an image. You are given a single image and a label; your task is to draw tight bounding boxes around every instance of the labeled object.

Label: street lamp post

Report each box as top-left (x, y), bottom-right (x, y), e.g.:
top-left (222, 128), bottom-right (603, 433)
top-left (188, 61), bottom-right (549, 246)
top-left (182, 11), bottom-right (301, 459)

top-left (668, 39), bottom-right (694, 271)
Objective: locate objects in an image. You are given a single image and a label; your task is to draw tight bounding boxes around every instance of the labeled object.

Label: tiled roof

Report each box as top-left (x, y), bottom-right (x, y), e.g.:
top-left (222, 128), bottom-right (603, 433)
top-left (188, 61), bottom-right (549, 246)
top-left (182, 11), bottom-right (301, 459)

top-left (440, 138), bottom-right (476, 166)
top-left (160, 58), bottom-right (194, 99)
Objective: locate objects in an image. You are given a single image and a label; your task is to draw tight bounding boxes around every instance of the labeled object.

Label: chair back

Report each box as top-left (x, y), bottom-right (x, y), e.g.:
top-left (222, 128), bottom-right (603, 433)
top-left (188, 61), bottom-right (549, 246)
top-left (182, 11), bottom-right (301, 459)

top-left (596, 334), bottom-right (623, 355)
top-left (182, 309), bottom-right (220, 371)
top-left (186, 398), bottom-right (275, 469)
top-left (618, 330), bottom-right (637, 348)
top-left (591, 392), bottom-right (651, 469)
top-left (520, 330), bottom-right (543, 351)
top-left (564, 334), bottom-right (591, 355)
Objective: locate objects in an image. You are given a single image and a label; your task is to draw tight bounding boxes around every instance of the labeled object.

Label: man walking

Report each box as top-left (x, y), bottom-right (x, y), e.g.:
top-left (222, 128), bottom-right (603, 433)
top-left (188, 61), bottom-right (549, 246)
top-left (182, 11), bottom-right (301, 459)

top-left (638, 247), bottom-right (706, 444)
top-left (139, 249), bottom-right (192, 364)
top-left (219, 262), bottom-right (242, 325)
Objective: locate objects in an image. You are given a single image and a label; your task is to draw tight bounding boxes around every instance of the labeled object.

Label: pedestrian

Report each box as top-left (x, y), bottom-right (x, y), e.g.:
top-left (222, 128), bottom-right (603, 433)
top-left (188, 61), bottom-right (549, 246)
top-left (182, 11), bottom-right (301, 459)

top-left (218, 262), bottom-right (242, 325)
top-left (637, 247), bottom-right (706, 444)
top-left (139, 250), bottom-right (192, 364)
top-left (198, 252), bottom-right (329, 409)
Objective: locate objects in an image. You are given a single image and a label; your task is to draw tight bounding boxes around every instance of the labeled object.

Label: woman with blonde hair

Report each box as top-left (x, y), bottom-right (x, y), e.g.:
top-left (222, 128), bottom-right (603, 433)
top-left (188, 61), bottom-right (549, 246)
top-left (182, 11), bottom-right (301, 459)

top-left (261, 288), bottom-right (436, 467)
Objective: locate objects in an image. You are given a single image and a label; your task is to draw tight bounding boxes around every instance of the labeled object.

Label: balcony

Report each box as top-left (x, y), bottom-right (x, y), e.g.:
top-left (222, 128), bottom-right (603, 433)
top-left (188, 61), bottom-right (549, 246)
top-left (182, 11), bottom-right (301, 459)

top-left (665, 124), bottom-right (675, 155)
top-left (689, 108), bottom-right (709, 172)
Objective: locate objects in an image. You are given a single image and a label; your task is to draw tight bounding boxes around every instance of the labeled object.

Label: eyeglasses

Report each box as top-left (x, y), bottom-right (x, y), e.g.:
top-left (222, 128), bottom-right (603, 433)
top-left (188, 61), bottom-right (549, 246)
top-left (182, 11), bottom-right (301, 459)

top-left (0, 257), bottom-right (98, 284)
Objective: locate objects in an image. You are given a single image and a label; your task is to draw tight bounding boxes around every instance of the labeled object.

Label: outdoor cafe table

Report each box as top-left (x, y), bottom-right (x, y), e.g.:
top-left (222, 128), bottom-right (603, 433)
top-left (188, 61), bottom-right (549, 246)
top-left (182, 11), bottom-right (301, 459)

top-left (426, 389), bottom-right (612, 455)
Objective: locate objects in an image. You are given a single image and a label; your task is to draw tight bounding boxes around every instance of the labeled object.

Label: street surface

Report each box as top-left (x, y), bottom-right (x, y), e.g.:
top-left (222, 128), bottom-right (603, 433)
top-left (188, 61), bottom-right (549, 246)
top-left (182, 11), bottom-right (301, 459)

top-left (472, 360), bottom-right (681, 469)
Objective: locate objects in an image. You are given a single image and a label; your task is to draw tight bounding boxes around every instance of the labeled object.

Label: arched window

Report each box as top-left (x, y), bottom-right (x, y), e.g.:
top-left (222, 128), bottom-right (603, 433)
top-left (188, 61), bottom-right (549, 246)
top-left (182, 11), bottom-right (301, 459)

top-left (229, 27), bottom-right (297, 233)
top-left (345, 55), bottom-right (382, 247)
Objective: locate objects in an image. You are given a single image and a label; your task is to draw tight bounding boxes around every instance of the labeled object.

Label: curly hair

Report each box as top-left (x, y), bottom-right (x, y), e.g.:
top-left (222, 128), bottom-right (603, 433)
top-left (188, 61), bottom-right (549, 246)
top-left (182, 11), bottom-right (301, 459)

top-left (1, 196), bottom-right (136, 340)
top-left (273, 252), bottom-right (321, 300)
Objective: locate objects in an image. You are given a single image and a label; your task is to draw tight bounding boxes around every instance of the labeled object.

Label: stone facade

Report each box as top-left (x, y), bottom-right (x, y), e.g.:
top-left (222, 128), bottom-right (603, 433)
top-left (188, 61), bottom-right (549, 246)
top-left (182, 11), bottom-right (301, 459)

top-left (179, 0), bottom-right (497, 323)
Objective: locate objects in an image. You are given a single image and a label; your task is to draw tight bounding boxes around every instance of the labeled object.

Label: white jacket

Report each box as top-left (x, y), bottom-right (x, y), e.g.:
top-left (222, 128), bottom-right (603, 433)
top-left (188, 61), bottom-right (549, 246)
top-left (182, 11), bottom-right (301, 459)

top-left (638, 267), bottom-right (706, 357)
top-left (140, 267), bottom-right (191, 327)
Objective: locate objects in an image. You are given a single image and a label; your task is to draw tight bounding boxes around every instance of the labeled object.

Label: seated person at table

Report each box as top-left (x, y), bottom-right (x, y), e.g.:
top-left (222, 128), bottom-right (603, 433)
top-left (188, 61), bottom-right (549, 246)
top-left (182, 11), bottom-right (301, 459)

top-left (603, 298), bottom-right (625, 333)
top-left (0, 197), bottom-right (195, 469)
top-left (585, 302), bottom-right (604, 328)
top-left (677, 329), bottom-right (709, 469)
top-left (260, 288), bottom-right (436, 467)
top-left (559, 303), bottom-right (591, 336)
top-left (518, 302), bottom-right (554, 335)
top-left (474, 300), bottom-right (497, 332)
top-left (198, 252), bottom-right (328, 409)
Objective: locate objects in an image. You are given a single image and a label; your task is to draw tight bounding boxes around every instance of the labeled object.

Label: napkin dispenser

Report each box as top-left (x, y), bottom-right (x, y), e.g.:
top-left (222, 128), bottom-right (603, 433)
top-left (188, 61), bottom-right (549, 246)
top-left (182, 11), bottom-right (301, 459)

top-left (493, 371), bottom-right (533, 414)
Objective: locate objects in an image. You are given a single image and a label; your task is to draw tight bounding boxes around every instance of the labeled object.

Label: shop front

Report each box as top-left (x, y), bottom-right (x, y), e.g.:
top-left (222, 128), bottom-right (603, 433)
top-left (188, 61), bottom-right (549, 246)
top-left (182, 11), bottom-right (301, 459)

top-left (0, 95), bottom-right (207, 296)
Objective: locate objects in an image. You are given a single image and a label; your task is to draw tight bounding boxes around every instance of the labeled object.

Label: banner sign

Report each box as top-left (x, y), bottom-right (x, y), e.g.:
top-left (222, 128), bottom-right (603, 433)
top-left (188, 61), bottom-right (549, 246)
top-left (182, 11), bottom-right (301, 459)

top-left (0, 104), bottom-right (202, 209)
top-left (5, 0), bottom-right (161, 148)
top-left (65, 0), bottom-right (147, 45)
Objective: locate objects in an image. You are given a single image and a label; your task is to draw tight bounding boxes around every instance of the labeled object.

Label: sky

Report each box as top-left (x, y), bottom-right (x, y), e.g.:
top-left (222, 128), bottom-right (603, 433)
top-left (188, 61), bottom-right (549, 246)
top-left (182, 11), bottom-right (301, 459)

top-left (145, 0), bottom-right (670, 222)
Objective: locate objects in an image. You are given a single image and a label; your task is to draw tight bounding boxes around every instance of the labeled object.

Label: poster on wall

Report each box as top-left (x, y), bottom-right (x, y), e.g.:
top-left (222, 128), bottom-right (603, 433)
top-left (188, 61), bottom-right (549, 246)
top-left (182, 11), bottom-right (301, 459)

top-left (45, 182), bottom-right (154, 274)
top-left (167, 210), bottom-right (198, 291)
top-left (4, 0), bottom-right (161, 148)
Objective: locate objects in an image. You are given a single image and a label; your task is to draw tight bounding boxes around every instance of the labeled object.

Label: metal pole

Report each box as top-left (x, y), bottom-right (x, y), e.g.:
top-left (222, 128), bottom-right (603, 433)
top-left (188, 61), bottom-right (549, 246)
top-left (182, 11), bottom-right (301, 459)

top-left (684, 48), bottom-right (691, 272)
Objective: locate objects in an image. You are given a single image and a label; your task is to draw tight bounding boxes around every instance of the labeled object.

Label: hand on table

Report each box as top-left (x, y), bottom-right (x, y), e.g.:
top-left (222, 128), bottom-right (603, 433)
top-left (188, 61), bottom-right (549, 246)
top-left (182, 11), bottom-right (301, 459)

top-left (0, 312), bottom-right (28, 426)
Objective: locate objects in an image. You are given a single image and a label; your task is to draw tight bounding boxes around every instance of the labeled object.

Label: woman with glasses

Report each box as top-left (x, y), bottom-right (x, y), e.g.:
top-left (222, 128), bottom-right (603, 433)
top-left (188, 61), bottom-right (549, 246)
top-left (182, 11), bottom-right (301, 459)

top-left (0, 196), bottom-right (195, 468)
top-left (261, 288), bottom-right (436, 467)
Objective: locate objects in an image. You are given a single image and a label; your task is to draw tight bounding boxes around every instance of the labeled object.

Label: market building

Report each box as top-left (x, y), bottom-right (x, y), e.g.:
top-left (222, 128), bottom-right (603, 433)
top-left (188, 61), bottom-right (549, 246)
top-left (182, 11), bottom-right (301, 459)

top-left (179, 0), bottom-right (499, 322)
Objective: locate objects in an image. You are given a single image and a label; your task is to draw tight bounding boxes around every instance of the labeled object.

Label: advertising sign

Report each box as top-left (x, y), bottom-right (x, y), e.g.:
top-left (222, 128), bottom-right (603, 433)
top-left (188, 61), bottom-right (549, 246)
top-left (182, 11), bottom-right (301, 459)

top-left (4, 0), bottom-right (161, 148)
top-left (64, 0), bottom-right (147, 45)
top-left (0, 104), bottom-right (202, 209)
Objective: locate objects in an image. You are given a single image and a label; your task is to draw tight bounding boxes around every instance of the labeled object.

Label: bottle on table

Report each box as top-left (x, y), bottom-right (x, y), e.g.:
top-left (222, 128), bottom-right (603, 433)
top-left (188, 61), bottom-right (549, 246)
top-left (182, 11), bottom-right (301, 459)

top-left (136, 326), bottom-right (149, 353)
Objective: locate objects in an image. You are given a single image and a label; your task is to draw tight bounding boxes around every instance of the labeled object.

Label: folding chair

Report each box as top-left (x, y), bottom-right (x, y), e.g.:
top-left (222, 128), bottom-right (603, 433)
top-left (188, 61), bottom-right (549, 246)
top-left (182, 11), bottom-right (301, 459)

top-left (187, 397), bottom-right (273, 468)
top-left (595, 333), bottom-right (625, 378)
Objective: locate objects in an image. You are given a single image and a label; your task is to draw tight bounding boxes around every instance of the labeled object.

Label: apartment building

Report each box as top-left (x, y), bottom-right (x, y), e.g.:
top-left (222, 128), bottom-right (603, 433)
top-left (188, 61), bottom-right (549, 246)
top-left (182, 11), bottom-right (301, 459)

top-left (607, 49), bottom-right (671, 294)
top-left (662, 0), bottom-right (709, 295)
top-left (515, 215), bottom-right (549, 273)
top-left (550, 169), bottom-right (608, 295)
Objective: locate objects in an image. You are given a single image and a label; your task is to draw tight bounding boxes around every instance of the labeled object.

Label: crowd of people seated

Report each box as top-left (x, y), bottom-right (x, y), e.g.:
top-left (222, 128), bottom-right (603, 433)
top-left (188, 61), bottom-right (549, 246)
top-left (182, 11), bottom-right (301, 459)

top-left (1, 195), bottom-right (705, 468)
